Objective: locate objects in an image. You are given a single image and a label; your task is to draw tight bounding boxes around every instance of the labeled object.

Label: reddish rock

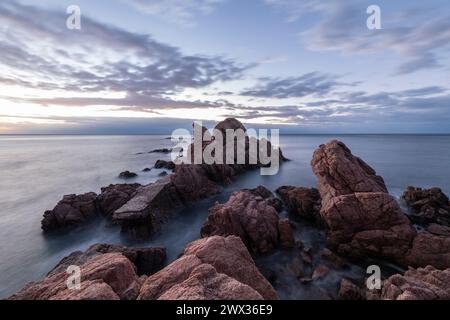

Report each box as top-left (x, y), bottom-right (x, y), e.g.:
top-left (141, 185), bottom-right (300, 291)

top-left (96, 184), bottom-right (141, 217)
top-left (276, 186), bottom-right (322, 223)
top-left (381, 266), bottom-right (450, 300)
top-left (48, 243), bottom-right (166, 277)
top-left (201, 187), bottom-right (293, 253)
top-left (9, 253), bottom-right (140, 300)
top-left (402, 186), bottom-right (450, 226)
top-left (41, 192), bottom-right (98, 232)
top-left (278, 219), bottom-right (295, 249)
top-left (311, 140), bottom-right (387, 206)
top-left (312, 265), bottom-right (330, 280)
top-left (339, 279), bottom-right (365, 300)
top-left (321, 192), bottom-right (417, 263)
top-left (138, 236), bottom-right (278, 300)
top-left (311, 140), bottom-right (450, 269)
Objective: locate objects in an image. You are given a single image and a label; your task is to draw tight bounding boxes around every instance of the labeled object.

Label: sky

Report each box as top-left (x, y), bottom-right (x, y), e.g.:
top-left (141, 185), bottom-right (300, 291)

top-left (1, 0), bottom-right (450, 134)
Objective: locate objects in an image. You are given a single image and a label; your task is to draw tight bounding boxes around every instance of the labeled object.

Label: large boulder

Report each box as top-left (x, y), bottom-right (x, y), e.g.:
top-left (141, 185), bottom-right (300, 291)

top-left (41, 192), bottom-right (99, 232)
top-left (48, 243), bottom-right (166, 277)
top-left (402, 186), bottom-right (450, 226)
top-left (138, 236), bottom-right (278, 300)
top-left (201, 187), bottom-right (294, 253)
top-left (380, 266), bottom-right (450, 300)
top-left (276, 186), bottom-right (322, 224)
top-left (311, 140), bottom-right (450, 269)
top-left (311, 140), bottom-right (387, 206)
top-left (113, 177), bottom-right (184, 239)
top-left (96, 184), bottom-right (141, 217)
top-left (9, 253), bottom-right (140, 300)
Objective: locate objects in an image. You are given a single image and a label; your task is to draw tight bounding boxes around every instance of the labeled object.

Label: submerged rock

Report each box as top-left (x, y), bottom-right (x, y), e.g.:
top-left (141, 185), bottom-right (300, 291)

top-left (9, 253), bottom-right (140, 300)
top-left (41, 192), bottom-right (98, 232)
top-left (138, 236), bottom-right (278, 300)
top-left (118, 171), bottom-right (138, 179)
top-left (402, 186), bottom-right (450, 226)
top-left (48, 243), bottom-right (166, 277)
top-left (149, 148), bottom-right (172, 154)
top-left (154, 160), bottom-right (175, 170)
top-left (201, 186), bottom-right (294, 254)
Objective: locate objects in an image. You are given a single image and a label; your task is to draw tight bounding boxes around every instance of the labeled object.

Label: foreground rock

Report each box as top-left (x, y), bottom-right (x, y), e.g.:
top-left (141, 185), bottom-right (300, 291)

top-left (138, 236), bottom-right (278, 300)
top-left (339, 279), bottom-right (365, 300)
top-left (276, 186), bottom-right (322, 224)
top-left (311, 140), bottom-right (450, 269)
top-left (376, 266), bottom-right (450, 300)
top-left (48, 243), bottom-right (166, 277)
top-left (201, 186), bottom-right (294, 253)
top-left (402, 186), bottom-right (450, 226)
top-left (9, 253), bottom-right (140, 300)
top-left (42, 193), bottom-right (98, 232)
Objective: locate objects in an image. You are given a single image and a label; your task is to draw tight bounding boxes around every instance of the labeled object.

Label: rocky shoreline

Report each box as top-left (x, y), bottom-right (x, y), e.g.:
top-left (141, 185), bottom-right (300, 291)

top-left (9, 118), bottom-right (450, 300)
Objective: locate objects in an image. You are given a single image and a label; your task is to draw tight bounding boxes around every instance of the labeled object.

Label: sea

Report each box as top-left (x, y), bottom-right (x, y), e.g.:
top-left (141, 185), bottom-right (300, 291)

top-left (1, 134), bottom-right (449, 299)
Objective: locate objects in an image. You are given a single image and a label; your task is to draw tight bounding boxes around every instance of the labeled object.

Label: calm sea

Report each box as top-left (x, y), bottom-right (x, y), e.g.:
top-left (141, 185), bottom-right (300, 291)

top-left (0, 134), bottom-right (449, 298)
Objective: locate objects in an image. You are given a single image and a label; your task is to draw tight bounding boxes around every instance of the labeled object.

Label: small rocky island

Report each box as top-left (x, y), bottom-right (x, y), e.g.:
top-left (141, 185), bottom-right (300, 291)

top-left (10, 118), bottom-right (450, 300)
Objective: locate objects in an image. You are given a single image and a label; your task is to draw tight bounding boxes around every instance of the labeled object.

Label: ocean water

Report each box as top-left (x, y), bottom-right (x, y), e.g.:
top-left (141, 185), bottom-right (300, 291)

top-left (0, 134), bottom-right (449, 299)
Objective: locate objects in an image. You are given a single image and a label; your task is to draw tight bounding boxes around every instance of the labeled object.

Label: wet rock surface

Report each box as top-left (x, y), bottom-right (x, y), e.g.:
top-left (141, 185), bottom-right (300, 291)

top-left (118, 171), bottom-right (138, 179)
top-left (9, 253), bottom-right (140, 300)
top-left (48, 243), bottom-right (166, 277)
top-left (41, 192), bottom-right (99, 232)
top-left (138, 236), bottom-right (278, 300)
top-left (201, 186), bottom-right (294, 253)
top-left (402, 186), bottom-right (450, 226)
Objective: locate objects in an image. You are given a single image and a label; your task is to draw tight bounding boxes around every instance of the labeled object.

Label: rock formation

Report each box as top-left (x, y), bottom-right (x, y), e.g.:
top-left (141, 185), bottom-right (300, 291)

top-left (48, 243), bottom-right (166, 277)
top-left (311, 140), bottom-right (450, 269)
top-left (402, 186), bottom-right (450, 226)
top-left (41, 193), bottom-right (99, 232)
top-left (138, 236), bottom-right (278, 300)
top-left (276, 186), bottom-right (322, 224)
top-left (201, 186), bottom-right (294, 253)
top-left (377, 266), bottom-right (450, 300)
top-left (9, 253), bottom-right (141, 300)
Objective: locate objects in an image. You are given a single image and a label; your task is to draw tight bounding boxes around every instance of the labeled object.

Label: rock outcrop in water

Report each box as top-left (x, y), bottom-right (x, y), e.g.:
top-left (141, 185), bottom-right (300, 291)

top-left (154, 160), bottom-right (176, 170)
top-left (9, 253), bottom-right (141, 300)
top-left (112, 118), bottom-right (286, 239)
top-left (47, 243), bottom-right (166, 277)
top-left (118, 171), bottom-right (138, 179)
top-left (138, 236), bottom-right (278, 300)
top-left (402, 186), bottom-right (450, 227)
top-left (41, 184), bottom-right (141, 232)
top-left (311, 140), bottom-right (450, 269)
top-left (276, 186), bottom-right (322, 225)
top-left (201, 186), bottom-right (294, 253)
top-left (41, 192), bottom-right (99, 232)
top-left (96, 184), bottom-right (141, 217)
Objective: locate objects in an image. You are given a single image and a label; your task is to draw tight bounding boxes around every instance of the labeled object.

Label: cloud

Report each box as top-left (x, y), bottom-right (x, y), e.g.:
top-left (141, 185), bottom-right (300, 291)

top-left (240, 72), bottom-right (357, 98)
top-left (121, 0), bottom-right (226, 26)
top-left (0, 0), bottom-right (251, 113)
top-left (266, 0), bottom-right (450, 75)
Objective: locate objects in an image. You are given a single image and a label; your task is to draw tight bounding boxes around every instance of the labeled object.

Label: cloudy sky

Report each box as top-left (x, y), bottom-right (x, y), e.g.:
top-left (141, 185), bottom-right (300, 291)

top-left (1, 0), bottom-right (450, 134)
